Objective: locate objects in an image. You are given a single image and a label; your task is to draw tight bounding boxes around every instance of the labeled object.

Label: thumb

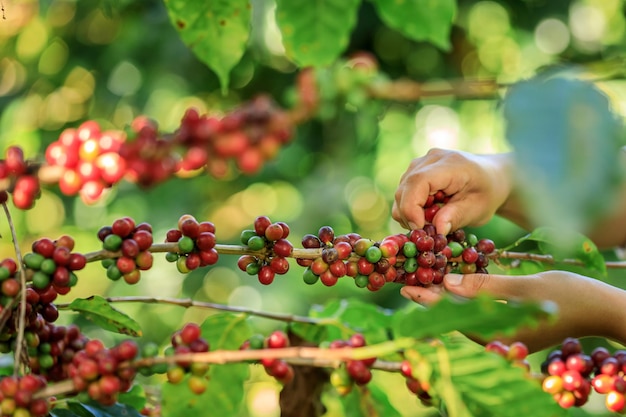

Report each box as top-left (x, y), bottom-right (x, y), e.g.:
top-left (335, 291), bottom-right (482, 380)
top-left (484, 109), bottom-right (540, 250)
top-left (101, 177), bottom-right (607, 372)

top-left (443, 273), bottom-right (540, 300)
top-left (432, 203), bottom-right (469, 236)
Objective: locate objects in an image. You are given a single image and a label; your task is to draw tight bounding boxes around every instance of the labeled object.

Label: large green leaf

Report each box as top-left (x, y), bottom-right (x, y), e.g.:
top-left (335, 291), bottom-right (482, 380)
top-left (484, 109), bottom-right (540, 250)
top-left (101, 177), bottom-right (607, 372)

top-left (275, 0), bottom-right (361, 66)
top-left (163, 0), bottom-right (251, 92)
top-left (65, 296), bottom-right (142, 337)
top-left (51, 401), bottom-right (143, 417)
top-left (161, 313), bottom-right (252, 417)
top-left (392, 294), bottom-right (554, 340)
top-left (369, 0), bottom-right (456, 50)
top-left (293, 298), bottom-right (393, 345)
top-left (409, 337), bottom-right (567, 417)
top-left (517, 227), bottom-right (606, 275)
top-left (503, 74), bottom-right (625, 239)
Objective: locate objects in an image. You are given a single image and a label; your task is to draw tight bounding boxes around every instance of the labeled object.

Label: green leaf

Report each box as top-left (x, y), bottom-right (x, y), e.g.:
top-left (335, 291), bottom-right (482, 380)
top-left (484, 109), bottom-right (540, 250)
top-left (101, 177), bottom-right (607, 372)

top-left (292, 299), bottom-right (391, 344)
top-left (392, 294), bottom-right (555, 340)
top-left (339, 384), bottom-right (403, 417)
top-left (161, 313), bottom-right (251, 417)
top-left (66, 296), bottom-right (142, 337)
top-left (410, 337), bottom-right (567, 417)
top-left (63, 401), bottom-right (142, 417)
top-left (503, 74), bottom-right (625, 238)
top-left (524, 227), bottom-right (606, 275)
top-left (117, 385), bottom-right (146, 412)
top-left (369, 0), bottom-right (456, 50)
top-left (275, 0), bottom-right (361, 66)
top-left (50, 409), bottom-right (83, 417)
top-left (163, 0), bottom-right (251, 92)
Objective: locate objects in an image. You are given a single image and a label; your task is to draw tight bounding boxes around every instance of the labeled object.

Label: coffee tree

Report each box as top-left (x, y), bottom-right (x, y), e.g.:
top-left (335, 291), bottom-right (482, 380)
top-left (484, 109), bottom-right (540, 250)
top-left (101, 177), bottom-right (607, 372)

top-left (0, 1), bottom-right (624, 416)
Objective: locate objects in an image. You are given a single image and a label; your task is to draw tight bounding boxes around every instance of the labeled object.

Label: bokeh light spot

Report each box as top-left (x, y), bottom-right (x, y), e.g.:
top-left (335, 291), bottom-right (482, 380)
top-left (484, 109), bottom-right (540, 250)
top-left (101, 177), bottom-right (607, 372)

top-left (569, 3), bottom-right (605, 46)
top-left (25, 190), bottom-right (64, 234)
top-left (108, 61), bottom-right (142, 97)
top-left (534, 18), bottom-right (570, 55)
top-left (228, 285), bottom-right (262, 310)
top-left (15, 16), bottom-right (48, 60)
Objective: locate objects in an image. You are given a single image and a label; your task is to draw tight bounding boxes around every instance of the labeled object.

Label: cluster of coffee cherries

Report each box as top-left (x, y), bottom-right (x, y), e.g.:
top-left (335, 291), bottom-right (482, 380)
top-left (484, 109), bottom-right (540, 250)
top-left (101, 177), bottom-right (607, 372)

top-left (27, 322), bottom-right (87, 383)
top-left (0, 146), bottom-right (41, 210)
top-left (0, 374), bottom-right (49, 417)
top-left (164, 323), bottom-right (211, 395)
top-left (400, 360), bottom-right (435, 407)
top-left (164, 215), bottom-right (219, 273)
top-left (23, 235), bottom-right (86, 296)
top-left (42, 96), bottom-right (294, 207)
top-left (240, 330), bottom-right (294, 385)
top-left (45, 121), bottom-right (126, 204)
top-left (98, 217), bottom-right (154, 285)
top-left (484, 340), bottom-right (531, 371)
top-left (298, 224), bottom-right (495, 291)
top-left (237, 216), bottom-right (293, 285)
top-left (175, 95), bottom-right (294, 177)
top-left (327, 333), bottom-right (376, 395)
top-left (541, 337), bottom-right (626, 412)
top-left (68, 339), bottom-right (139, 406)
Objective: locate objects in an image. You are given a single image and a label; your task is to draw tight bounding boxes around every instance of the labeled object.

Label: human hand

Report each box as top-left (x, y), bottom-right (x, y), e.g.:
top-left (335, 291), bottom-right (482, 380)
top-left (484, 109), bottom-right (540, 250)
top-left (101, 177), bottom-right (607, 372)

top-left (400, 271), bottom-right (626, 353)
top-left (392, 149), bottom-right (513, 235)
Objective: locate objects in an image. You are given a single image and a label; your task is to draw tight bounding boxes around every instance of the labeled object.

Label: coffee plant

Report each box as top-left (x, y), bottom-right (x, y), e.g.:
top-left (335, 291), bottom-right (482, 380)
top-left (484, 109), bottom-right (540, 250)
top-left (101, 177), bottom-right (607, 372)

top-left (0, 1), bottom-right (625, 417)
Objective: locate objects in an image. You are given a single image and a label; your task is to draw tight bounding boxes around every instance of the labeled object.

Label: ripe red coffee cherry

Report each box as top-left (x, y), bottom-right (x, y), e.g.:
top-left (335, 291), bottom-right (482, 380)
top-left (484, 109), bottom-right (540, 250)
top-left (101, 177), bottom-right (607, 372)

top-left (180, 323), bottom-right (202, 345)
top-left (269, 257), bottom-right (290, 275)
top-left (272, 239), bottom-right (293, 257)
top-left (254, 216), bottom-right (272, 236)
top-left (195, 232), bottom-right (216, 251)
top-left (121, 239), bottom-right (140, 258)
top-left (2, 279), bottom-right (20, 297)
top-left (277, 222), bottom-right (290, 239)
top-left (264, 223), bottom-right (284, 242)
top-left (476, 238), bottom-right (496, 254)
top-left (267, 330), bottom-right (289, 349)
top-left (180, 218), bottom-right (200, 239)
top-left (33, 238), bottom-right (55, 257)
top-left (257, 265), bottom-right (275, 285)
top-left (416, 236), bottom-right (435, 252)
top-left (318, 226), bottom-right (335, 244)
top-left (53, 246), bottom-right (72, 266)
top-left (301, 234), bottom-right (322, 249)
top-left (133, 230), bottom-right (153, 251)
top-left (112, 218), bottom-right (134, 238)
top-left (461, 247), bottom-right (479, 264)
top-left (68, 253), bottom-right (87, 271)
top-left (115, 340), bottom-right (139, 361)
top-left (320, 270), bottom-right (339, 286)
top-left (198, 221), bottom-right (216, 234)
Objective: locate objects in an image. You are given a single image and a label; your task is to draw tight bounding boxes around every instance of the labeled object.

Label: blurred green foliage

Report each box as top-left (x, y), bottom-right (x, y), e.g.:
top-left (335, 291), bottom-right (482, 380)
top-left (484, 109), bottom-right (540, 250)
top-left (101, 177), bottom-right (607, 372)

top-left (1, 0), bottom-right (626, 415)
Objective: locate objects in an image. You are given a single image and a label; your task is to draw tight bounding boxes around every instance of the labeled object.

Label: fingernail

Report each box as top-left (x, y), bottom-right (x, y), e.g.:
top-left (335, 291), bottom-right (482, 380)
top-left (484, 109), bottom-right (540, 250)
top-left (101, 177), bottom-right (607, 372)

top-left (400, 287), bottom-right (411, 299)
top-left (443, 222), bottom-right (452, 236)
top-left (446, 273), bottom-right (463, 286)
top-left (408, 222), bottom-right (418, 230)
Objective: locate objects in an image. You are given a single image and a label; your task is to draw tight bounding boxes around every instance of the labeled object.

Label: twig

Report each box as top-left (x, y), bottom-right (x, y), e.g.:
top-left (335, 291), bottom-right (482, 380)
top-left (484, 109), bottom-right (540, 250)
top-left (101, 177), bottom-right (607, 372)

top-left (2, 203), bottom-right (27, 376)
top-left (83, 243), bottom-right (324, 263)
top-left (495, 250), bottom-right (626, 269)
top-left (366, 78), bottom-right (502, 101)
top-left (36, 342), bottom-right (411, 399)
top-left (56, 295), bottom-right (327, 325)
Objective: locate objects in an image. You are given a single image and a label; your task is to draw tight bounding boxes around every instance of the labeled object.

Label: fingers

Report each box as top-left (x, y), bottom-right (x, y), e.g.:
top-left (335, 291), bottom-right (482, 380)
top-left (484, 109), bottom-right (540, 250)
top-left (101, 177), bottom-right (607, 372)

top-left (400, 285), bottom-right (446, 305)
top-left (443, 273), bottom-right (542, 301)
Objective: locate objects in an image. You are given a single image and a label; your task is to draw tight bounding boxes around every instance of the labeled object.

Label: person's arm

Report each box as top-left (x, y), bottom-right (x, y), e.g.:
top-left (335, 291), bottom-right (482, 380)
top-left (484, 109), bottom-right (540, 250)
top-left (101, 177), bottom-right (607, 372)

top-left (496, 148), bottom-right (626, 250)
top-left (401, 271), bottom-right (626, 353)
